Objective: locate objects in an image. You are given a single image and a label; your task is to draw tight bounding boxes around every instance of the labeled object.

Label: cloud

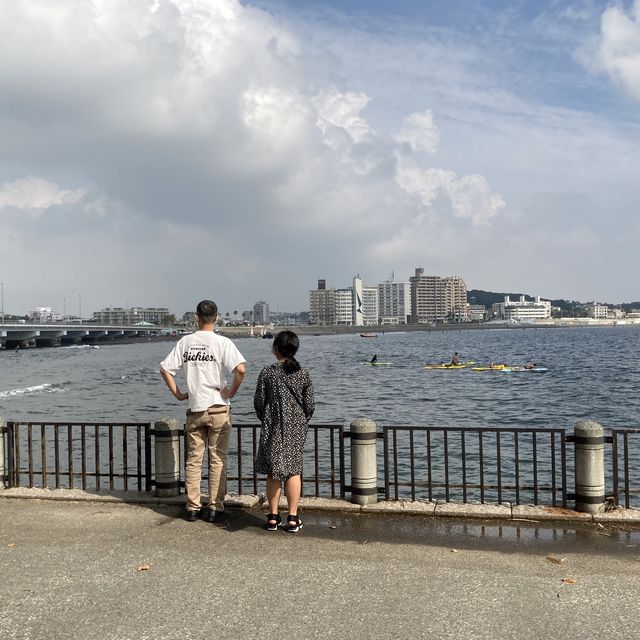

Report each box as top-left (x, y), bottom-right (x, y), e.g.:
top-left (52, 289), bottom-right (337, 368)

top-left (0, 177), bottom-right (85, 214)
top-left (393, 110), bottom-right (440, 153)
top-left (578, 0), bottom-right (640, 101)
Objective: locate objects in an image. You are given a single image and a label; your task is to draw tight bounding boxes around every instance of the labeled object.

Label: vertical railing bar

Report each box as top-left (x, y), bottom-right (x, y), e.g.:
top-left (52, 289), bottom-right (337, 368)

top-left (122, 425), bottom-right (128, 491)
top-left (339, 425), bottom-right (345, 500)
top-left (383, 427), bottom-right (389, 500)
top-left (444, 429), bottom-right (450, 502)
top-left (95, 424), bottom-right (101, 491)
top-left (28, 423), bottom-right (34, 488)
top-left (427, 430), bottom-right (432, 503)
top-left (532, 431), bottom-right (538, 506)
top-left (237, 424), bottom-right (243, 496)
top-left (7, 422), bottom-right (16, 487)
top-left (514, 432), bottom-right (520, 506)
top-left (496, 430), bottom-right (502, 505)
top-left (54, 424), bottom-right (60, 489)
top-left (330, 427), bottom-right (336, 498)
top-left (136, 425), bottom-right (142, 492)
top-left (81, 424), bottom-right (87, 491)
top-left (623, 432), bottom-right (630, 509)
top-left (561, 431), bottom-right (568, 508)
top-left (478, 430), bottom-right (484, 503)
top-left (551, 431), bottom-right (557, 507)
top-left (611, 432), bottom-right (619, 508)
top-left (144, 424), bottom-right (152, 493)
top-left (314, 426), bottom-right (320, 497)
top-left (393, 428), bottom-right (399, 500)
top-left (461, 430), bottom-right (467, 503)
top-left (68, 424), bottom-right (73, 489)
top-left (108, 425), bottom-right (114, 491)
top-left (409, 430), bottom-right (416, 502)
top-left (40, 424), bottom-right (47, 488)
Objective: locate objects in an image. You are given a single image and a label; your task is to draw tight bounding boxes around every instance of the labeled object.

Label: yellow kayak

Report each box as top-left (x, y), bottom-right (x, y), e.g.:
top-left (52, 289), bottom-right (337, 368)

top-left (424, 363), bottom-right (468, 370)
top-left (471, 365), bottom-right (509, 371)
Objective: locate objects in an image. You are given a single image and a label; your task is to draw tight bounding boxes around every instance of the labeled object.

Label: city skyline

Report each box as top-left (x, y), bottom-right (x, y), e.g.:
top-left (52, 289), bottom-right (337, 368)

top-left (1, 1), bottom-right (639, 315)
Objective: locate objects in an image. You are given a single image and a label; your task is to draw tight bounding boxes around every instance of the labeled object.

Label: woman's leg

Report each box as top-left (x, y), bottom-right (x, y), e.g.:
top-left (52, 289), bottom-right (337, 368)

top-left (284, 474), bottom-right (301, 516)
top-left (266, 476), bottom-right (282, 519)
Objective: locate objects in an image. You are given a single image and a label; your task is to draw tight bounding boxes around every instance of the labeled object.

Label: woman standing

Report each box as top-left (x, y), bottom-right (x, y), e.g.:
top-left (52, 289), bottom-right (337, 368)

top-left (254, 331), bottom-right (315, 533)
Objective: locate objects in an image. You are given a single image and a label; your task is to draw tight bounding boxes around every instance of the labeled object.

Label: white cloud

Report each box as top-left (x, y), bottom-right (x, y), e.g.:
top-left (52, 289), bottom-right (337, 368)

top-left (393, 110), bottom-right (440, 153)
top-left (579, 0), bottom-right (640, 101)
top-left (0, 177), bottom-right (84, 214)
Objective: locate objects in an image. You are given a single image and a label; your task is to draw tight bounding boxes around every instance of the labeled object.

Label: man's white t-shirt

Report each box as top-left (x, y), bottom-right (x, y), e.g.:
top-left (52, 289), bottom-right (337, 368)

top-left (160, 331), bottom-right (246, 412)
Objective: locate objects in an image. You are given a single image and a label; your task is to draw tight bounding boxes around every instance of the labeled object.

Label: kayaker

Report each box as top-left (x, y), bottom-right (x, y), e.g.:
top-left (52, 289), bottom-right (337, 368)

top-left (450, 352), bottom-right (460, 365)
top-left (370, 354), bottom-right (378, 365)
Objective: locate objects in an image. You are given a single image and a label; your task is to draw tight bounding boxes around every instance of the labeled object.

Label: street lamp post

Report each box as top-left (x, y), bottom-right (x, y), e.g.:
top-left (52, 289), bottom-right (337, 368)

top-left (1, 281), bottom-right (4, 324)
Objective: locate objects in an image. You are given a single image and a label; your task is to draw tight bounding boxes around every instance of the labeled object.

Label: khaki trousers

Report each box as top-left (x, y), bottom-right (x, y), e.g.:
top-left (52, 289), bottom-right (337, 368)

top-left (185, 406), bottom-right (231, 512)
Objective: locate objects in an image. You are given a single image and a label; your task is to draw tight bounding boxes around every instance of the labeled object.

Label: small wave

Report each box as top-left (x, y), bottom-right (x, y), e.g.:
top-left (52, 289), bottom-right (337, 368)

top-left (0, 383), bottom-right (67, 398)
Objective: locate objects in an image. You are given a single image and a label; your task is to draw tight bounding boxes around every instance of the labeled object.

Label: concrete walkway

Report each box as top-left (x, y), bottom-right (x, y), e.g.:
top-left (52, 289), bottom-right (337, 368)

top-left (1, 497), bottom-right (640, 640)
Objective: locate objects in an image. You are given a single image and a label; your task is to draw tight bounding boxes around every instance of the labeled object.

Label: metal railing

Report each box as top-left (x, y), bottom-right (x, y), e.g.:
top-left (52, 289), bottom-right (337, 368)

top-left (177, 423), bottom-right (345, 499)
top-left (610, 428), bottom-right (640, 508)
top-left (381, 426), bottom-right (568, 506)
top-left (4, 421), bottom-right (152, 491)
top-left (1, 421), bottom-right (638, 509)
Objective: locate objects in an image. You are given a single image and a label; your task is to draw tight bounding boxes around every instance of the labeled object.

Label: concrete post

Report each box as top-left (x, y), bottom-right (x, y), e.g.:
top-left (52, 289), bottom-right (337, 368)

top-left (574, 420), bottom-right (605, 514)
top-left (0, 416), bottom-right (5, 489)
top-left (350, 418), bottom-right (378, 505)
top-left (155, 418), bottom-right (181, 498)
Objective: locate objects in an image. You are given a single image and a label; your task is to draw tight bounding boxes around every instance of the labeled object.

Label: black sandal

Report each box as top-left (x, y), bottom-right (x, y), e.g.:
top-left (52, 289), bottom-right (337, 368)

top-left (266, 513), bottom-right (282, 531)
top-left (285, 514), bottom-right (303, 533)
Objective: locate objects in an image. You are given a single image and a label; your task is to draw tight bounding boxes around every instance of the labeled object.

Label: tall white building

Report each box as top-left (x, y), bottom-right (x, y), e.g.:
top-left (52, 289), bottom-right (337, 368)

top-left (585, 302), bottom-right (608, 319)
top-left (352, 275), bottom-right (378, 326)
top-left (378, 279), bottom-right (411, 325)
top-left (335, 289), bottom-right (354, 325)
top-left (492, 296), bottom-right (551, 321)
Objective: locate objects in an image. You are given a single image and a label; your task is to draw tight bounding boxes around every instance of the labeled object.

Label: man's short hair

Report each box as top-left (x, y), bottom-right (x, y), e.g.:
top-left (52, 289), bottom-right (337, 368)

top-left (196, 300), bottom-right (218, 323)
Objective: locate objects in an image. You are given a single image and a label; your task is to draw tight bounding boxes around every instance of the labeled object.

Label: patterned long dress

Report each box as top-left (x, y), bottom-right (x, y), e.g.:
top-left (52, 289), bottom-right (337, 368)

top-left (254, 362), bottom-right (315, 481)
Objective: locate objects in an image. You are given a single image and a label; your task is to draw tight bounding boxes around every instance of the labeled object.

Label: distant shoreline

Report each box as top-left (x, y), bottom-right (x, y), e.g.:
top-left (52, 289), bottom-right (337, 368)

top-left (217, 320), bottom-right (639, 339)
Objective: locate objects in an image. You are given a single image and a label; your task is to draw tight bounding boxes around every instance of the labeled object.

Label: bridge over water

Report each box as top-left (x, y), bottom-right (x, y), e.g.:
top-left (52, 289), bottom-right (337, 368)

top-left (0, 323), bottom-right (173, 349)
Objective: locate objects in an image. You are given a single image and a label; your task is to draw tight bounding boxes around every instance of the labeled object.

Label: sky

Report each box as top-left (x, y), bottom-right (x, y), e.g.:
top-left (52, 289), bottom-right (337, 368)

top-left (1, 0), bottom-right (639, 316)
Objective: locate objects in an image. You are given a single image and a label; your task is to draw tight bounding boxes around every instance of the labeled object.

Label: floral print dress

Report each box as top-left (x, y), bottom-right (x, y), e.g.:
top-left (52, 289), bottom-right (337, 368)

top-left (254, 362), bottom-right (315, 481)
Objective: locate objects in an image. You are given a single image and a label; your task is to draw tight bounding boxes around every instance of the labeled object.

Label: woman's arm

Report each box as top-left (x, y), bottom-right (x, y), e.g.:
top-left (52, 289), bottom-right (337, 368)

top-left (302, 373), bottom-right (315, 420)
top-left (253, 368), bottom-right (267, 422)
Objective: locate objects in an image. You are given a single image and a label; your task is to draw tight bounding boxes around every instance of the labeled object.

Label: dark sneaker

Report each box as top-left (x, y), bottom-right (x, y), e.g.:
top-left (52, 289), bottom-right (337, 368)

top-left (209, 509), bottom-right (230, 523)
top-left (185, 509), bottom-right (200, 522)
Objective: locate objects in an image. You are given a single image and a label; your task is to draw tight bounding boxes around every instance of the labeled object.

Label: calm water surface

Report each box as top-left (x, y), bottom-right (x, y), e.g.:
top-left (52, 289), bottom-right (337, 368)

top-left (1, 326), bottom-right (639, 429)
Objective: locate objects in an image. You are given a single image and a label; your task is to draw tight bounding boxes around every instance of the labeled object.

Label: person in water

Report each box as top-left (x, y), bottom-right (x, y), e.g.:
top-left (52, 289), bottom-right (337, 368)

top-left (370, 354), bottom-right (378, 364)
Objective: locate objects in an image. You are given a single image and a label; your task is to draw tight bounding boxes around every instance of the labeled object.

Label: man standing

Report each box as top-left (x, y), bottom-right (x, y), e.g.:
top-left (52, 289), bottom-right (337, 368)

top-left (160, 300), bottom-right (246, 522)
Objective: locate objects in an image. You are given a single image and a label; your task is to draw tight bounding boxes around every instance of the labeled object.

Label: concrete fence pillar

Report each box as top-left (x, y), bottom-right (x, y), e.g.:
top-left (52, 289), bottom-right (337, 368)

top-left (350, 418), bottom-right (378, 505)
top-left (574, 420), bottom-right (605, 513)
top-left (154, 418), bottom-right (181, 498)
top-left (0, 416), bottom-right (5, 489)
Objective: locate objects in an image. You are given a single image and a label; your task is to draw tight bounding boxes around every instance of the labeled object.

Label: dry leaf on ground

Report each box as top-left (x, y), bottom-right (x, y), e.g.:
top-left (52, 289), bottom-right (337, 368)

top-left (135, 563), bottom-right (151, 572)
top-left (7, 543), bottom-right (16, 548)
top-left (546, 555), bottom-right (566, 564)
top-left (561, 577), bottom-right (577, 584)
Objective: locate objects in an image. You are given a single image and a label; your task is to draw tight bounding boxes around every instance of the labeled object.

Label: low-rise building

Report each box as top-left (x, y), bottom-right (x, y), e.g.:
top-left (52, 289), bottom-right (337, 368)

top-left (492, 296), bottom-right (551, 322)
top-left (585, 302), bottom-right (609, 319)
top-left (92, 307), bottom-right (171, 325)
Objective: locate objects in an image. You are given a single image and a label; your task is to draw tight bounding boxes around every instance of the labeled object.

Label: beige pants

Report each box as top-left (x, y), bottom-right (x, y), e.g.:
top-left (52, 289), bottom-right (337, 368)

top-left (185, 405), bottom-right (231, 512)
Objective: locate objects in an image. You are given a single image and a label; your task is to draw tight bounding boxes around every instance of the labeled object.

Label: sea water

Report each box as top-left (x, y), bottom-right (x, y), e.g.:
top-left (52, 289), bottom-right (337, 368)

top-left (1, 325), bottom-right (639, 429)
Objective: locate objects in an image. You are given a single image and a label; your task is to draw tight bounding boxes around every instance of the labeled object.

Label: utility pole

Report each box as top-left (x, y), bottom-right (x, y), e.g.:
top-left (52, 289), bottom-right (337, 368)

top-left (79, 294), bottom-right (82, 323)
top-left (1, 281), bottom-right (4, 324)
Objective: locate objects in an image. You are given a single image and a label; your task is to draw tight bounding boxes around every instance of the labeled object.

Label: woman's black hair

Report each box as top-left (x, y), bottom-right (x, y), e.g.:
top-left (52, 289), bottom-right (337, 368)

top-left (273, 330), bottom-right (301, 374)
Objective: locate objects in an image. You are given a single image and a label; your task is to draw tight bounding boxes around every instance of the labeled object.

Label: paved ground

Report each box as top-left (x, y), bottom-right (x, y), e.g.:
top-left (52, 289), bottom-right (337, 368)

top-left (1, 498), bottom-right (639, 640)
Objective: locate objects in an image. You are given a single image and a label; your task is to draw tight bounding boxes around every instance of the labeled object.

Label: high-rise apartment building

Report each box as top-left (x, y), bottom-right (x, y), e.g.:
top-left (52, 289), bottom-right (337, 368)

top-left (409, 268), bottom-right (468, 323)
top-left (378, 279), bottom-right (411, 324)
top-left (253, 301), bottom-right (270, 324)
top-left (309, 279), bottom-right (336, 325)
top-left (353, 275), bottom-right (378, 326)
top-left (335, 289), bottom-right (354, 325)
